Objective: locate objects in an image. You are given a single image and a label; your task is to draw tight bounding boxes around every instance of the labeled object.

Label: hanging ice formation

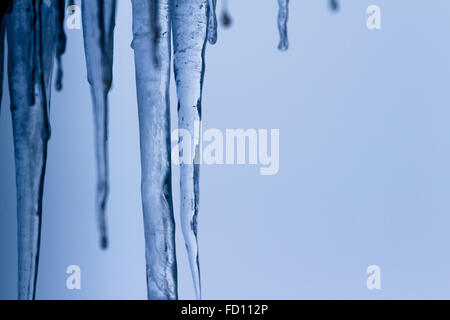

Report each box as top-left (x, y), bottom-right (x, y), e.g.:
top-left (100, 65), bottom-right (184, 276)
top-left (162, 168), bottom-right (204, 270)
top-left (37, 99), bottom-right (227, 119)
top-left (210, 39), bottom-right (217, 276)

top-left (277, 0), bottom-right (289, 51)
top-left (131, 0), bottom-right (177, 300)
top-left (55, 0), bottom-right (67, 91)
top-left (7, 0), bottom-right (60, 300)
top-left (81, 0), bottom-right (116, 249)
top-left (220, 0), bottom-right (232, 27)
top-left (172, 0), bottom-right (215, 300)
top-left (329, 0), bottom-right (339, 12)
top-left (208, 0), bottom-right (218, 44)
top-left (1, 0), bottom-right (342, 301)
top-left (0, 0), bottom-right (12, 116)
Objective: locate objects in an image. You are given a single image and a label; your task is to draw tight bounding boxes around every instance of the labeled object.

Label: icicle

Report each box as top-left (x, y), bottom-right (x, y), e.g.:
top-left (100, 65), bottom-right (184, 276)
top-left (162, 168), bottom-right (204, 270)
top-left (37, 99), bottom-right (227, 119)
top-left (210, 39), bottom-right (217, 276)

top-left (220, 0), bottom-right (232, 28)
top-left (172, 0), bottom-right (210, 300)
top-left (131, 0), bottom-right (177, 300)
top-left (81, 0), bottom-right (116, 250)
top-left (277, 0), bottom-right (289, 51)
top-left (7, 0), bottom-right (57, 300)
top-left (207, 0), bottom-right (217, 44)
top-left (54, 0), bottom-right (67, 91)
top-left (329, 0), bottom-right (339, 12)
top-left (0, 0), bottom-right (12, 116)
top-left (0, 20), bottom-right (6, 116)
top-left (149, 0), bottom-right (160, 67)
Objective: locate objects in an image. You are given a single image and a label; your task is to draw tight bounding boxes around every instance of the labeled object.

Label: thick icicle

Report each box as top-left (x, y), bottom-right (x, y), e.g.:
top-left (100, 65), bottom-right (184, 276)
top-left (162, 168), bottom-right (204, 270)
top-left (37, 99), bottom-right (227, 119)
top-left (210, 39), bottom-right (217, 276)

top-left (220, 0), bottom-right (232, 27)
top-left (54, 0), bottom-right (67, 91)
top-left (329, 0), bottom-right (339, 12)
top-left (81, 0), bottom-right (116, 249)
top-left (131, 0), bottom-right (177, 300)
top-left (7, 0), bottom-right (57, 300)
top-left (277, 0), bottom-right (289, 51)
top-left (172, 0), bottom-right (210, 300)
top-left (207, 0), bottom-right (217, 44)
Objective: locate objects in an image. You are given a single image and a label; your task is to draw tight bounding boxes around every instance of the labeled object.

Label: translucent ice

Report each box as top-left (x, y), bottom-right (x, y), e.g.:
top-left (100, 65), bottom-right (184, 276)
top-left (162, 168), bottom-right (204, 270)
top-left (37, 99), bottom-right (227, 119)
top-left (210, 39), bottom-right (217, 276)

top-left (131, 0), bottom-right (178, 300)
top-left (7, 0), bottom-right (57, 300)
top-left (172, 0), bottom-right (210, 300)
top-left (82, 0), bottom-right (116, 249)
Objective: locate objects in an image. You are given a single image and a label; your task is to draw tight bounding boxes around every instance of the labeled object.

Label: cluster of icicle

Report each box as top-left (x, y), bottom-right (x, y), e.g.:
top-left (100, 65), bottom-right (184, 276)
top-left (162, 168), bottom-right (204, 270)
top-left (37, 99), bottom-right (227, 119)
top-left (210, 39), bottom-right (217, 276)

top-left (0, 0), bottom-right (339, 300)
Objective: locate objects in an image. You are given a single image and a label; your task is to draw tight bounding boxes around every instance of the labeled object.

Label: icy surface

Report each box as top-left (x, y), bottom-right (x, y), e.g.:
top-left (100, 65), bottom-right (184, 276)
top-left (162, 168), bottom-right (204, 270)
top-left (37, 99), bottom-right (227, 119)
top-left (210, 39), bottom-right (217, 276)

top-left (277, 0), bottom-right (289, 51)
top-left (7, 0), bottom-right (57, 300)
top-left (82, 0), bottom-right (116, 249)
top-left (172, 0), bottom-right (210, 300)
top-left (131, 0), bottom-right (177, 300)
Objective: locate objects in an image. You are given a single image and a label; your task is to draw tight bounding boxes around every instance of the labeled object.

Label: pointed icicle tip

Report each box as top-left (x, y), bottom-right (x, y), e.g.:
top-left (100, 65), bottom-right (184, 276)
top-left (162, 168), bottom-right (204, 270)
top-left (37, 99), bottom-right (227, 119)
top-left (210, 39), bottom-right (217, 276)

top-left (220, 0), bottom-right (232, 28)
top-left (329, 0), bottom-right (339, 12)
top-left (100, 236), bottom-right (108, 250)
top-left (207, 0), bottom-right (218, 44)
top-left (55, 0), bottom-right (67, 91)
top-left (220, 12), bottom-right (232, 28)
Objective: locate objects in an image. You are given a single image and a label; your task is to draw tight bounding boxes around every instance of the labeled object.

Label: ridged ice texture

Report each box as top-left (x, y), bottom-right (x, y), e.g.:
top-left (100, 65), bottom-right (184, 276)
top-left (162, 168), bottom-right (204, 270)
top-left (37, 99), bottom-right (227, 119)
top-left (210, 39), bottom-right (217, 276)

top-left (131, 0), bottom-right (178, 300)
top-left (172, 0), bottom-right (209, 300)
top-left (277, 0), bottom-right (289, 51)
top-left (7, 0), bottom-right (57, 300)
top-left (82, 0), bottom-right (116, 249)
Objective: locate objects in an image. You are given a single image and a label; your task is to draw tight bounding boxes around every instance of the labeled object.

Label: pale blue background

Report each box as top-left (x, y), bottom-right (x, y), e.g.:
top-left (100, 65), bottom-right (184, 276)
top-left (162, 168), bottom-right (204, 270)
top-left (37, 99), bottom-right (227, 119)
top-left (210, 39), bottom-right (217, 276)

top-left (2, 0), bottom-right (450, 299)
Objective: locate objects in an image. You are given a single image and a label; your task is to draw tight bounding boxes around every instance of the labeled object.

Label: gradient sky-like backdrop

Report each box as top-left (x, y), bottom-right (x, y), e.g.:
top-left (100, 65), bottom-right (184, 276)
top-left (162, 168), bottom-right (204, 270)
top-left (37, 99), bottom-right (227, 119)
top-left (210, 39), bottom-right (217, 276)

top-left (2, 0), bottom-right (450, 299)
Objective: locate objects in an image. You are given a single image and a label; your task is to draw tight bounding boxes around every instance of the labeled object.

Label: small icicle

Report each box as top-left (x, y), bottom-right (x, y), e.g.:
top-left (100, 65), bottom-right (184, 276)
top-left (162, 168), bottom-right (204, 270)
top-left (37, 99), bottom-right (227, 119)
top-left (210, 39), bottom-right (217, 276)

top-left (207, 0), bottom-right (217, 44)
top-left (220, 0), bottom-right (232, 28)
top-left (7, 0), bottom-right (57, 300)
top-left (329, 0), bottom-right (339, 12)
top-left (172, 0), bottom-right (209, 300)
top-left (131, 0), bottom-right (178, 300)
top-left (82, 0), bottom-right (117, 250)
top-left (277, 0), bottom-right (289, 51)
top-left (54, 0), bottom-right (67, 91)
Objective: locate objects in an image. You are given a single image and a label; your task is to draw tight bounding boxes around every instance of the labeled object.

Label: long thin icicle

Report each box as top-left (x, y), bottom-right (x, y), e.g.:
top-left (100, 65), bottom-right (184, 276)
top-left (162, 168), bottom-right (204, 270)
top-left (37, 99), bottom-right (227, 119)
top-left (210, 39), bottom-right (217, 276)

top-left (54, 0), bottom-right (67, 91)
top-left (82, 0), bottom-right (116, 249)
top-left (277, 0), bottom-right (289, 51)
top-left (7, 0), bottom-right (57, 300)
top-left (172, 0), bottom-right (210, 300)
top-left (131, 0), bottom-right (177, 300)
top-left (220, 0), bottom-right (232, 27)
top-left (0, 18), bottom-right (5, 116)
